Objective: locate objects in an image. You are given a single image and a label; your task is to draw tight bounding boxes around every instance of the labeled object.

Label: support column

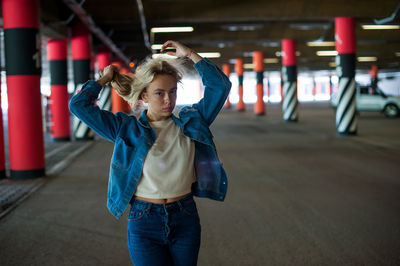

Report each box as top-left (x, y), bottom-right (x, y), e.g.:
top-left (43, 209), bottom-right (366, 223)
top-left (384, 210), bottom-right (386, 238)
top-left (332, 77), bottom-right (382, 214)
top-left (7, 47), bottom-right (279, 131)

top-left (266, 75), bottom-right (271, 103)
top-left (71, 21), bottom-right (93, 140)
top-left (96, 49), bottom-right (113, 114)
top-left (47, 39), bottom-right (70, 141)
top-left (370, 65), bottom-right (378, 90)
top-left (2, 0), bottom-right (45, 179)
top-left (335, 17), bottom-right (357, 135)
top-left (110, 62), bottom-right (131, 113)
top-left (282, 39), bottom-right (298, 122)
top-left (235, 59), bottom-right (245, 111)
top-left (328, 75), bottom-right (332, 98)
top-left (253, 51), bottom-right (265, 115)
top-left (222, 64), bottom-right (231, 108)
top-left (0, 65), bottom-right (5, 179)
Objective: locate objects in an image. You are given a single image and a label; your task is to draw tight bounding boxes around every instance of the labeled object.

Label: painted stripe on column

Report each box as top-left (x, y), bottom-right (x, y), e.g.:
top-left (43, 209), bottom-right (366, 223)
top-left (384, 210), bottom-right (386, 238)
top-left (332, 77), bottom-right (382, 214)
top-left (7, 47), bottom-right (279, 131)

top-left (4, 28), bottom-right (41, 75)
top-left (336, 78), bottom-right (355, 125)
top-left (49, 60), bottom-right (67, 85)
top-left (73, 59), bottom-right (91, 85)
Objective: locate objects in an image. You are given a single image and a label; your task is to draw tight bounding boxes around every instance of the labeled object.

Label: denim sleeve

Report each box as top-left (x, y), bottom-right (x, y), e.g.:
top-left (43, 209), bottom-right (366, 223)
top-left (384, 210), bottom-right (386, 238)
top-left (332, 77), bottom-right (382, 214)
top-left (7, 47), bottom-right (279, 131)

top-left (192, 59), bottom-right (232, 125)
top-left (69, 80), bottom-right (123, 142)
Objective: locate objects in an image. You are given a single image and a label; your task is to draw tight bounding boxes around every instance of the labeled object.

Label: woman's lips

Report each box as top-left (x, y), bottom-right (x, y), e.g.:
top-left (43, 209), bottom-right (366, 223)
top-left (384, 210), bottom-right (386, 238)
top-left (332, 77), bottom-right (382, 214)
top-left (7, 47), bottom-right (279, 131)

top-left (162, 107), bottom-right (173, 112)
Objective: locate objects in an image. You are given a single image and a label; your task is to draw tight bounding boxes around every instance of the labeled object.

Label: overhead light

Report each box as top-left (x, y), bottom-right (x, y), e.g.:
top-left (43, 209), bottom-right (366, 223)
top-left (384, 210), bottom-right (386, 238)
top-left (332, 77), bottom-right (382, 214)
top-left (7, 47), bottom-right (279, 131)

top-left (316, 50), bottom-right (338, 56)
top-left (290, 23), bottom-right (330, 30)
top-left (275, 51), bottom-right (282, 57)
top-left (362, 24), bottom-right (400, 30)
top-left (395, 52), bottom-right (400, 57)
top-left (244, 63), bottom-right (254, 69)
top-left (221, 24), bottom-right (263, 31)
top-left (264, 58), bottom-right (279, 63)
top-left (357, 56), bottom-right (377, 62)
top-left (307, 41), bottom-right (336, 47)
top-left (150, 27), bottom-right (194, 33)
top-left (329, 62), bottom-right (337, 67)
top-left (151, 44), bottom-right (163, 49)
top-left (198, 52), bottom-right (221, 58)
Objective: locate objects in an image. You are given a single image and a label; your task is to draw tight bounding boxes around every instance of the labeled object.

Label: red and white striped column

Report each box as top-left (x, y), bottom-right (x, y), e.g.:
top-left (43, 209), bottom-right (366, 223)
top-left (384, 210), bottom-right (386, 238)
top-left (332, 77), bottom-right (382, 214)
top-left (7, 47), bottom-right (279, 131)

top-left (281, 39), bottom-right (298, 121)
top-left (2, 0), bottom-right (45, 179)
top-left (335, 17), bottom-right (357, 135)
top-left (71, 21), bottom-right (93, 140)
top-left (235, 59), bottom-right (245, 111)
top-left (222, 64), bottom-right (231, 109)
top-left (47, 39), bottom-right (70, 141)
top-left (253, 51), bottom-right (265, 115)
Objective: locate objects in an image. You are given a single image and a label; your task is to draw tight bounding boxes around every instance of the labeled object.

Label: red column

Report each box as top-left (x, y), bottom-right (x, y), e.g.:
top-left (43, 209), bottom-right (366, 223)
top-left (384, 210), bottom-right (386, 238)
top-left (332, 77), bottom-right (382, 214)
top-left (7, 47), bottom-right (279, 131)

top-left (222, 64), bottom-right (231, 108)
top-left (2, 0), bottom-right (45, 179)
top-left (47, 39), bottom-right (70, 141)
top-left (253, 51), bottom-right (265, 115)
top-left (111, 62), bottom-right (131, 113)
top-left (235, 59), bottom-right (245, 111)
top-left (0, 78), bottom-right (5, 179)
top-left (370, 64), bottom-right (378, 91)
top-left (71, 21), bottom-right (93, 140)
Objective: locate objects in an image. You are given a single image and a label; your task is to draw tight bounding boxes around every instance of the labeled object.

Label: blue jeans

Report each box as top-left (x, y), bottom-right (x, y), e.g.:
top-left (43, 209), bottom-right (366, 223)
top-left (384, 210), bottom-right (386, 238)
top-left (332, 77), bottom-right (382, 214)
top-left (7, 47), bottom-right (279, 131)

top-left (127, 193), bottom-right (201, 266)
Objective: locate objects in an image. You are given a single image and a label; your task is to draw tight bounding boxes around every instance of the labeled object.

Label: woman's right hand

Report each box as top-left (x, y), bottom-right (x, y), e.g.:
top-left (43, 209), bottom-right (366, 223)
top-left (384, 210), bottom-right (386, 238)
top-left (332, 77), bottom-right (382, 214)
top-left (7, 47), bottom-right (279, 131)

top-left (97, 65), bottom-right (118, 86)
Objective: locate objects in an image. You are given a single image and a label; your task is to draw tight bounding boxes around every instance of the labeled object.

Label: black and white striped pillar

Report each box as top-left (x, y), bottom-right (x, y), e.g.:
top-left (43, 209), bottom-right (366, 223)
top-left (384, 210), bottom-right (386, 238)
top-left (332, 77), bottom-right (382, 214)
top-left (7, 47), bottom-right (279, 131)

top-left (71, 21), bottom-right (94, 140)
top-left (335, 17), bottom-right (357, 135)
top-left (281, 39), bottom-right (298, 121)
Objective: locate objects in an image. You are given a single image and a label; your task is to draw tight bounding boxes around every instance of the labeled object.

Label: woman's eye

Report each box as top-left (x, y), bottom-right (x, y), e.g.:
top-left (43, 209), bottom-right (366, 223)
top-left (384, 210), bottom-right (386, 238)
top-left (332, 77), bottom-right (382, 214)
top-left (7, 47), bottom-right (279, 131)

top-left (156, 92), bottom-right (162, 96)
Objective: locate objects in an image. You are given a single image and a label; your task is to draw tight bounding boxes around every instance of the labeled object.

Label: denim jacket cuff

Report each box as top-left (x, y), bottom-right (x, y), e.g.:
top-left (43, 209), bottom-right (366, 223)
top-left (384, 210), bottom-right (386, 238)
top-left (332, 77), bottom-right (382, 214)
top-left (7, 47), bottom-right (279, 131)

top-left (78, 80), bottom-right (103, 100)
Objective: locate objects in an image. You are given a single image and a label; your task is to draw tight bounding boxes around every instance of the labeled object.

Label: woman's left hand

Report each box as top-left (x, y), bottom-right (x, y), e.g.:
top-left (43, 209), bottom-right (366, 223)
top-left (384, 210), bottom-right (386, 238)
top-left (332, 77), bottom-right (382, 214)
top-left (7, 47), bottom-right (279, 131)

top-left (161, 40), bottom-right (203, 63)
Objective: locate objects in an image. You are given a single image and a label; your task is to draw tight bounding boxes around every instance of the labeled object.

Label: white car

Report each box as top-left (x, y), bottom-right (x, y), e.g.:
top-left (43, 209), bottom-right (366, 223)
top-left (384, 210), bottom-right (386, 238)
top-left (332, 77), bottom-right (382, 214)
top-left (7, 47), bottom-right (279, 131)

top-left (331, 85), bottom-right (400, 118)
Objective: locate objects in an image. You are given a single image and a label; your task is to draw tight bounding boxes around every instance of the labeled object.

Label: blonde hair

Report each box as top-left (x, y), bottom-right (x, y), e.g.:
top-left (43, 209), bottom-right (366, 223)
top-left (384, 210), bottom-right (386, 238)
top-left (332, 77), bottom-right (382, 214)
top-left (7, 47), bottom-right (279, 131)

top-left (111, 55), bottom-right (185, 107)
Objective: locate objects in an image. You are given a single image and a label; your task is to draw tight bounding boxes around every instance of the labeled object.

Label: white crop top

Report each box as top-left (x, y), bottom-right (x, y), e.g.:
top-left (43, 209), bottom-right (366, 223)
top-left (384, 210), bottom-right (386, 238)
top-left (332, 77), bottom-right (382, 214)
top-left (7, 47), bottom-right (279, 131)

top-left (134, 117), bottom-right (196, 199)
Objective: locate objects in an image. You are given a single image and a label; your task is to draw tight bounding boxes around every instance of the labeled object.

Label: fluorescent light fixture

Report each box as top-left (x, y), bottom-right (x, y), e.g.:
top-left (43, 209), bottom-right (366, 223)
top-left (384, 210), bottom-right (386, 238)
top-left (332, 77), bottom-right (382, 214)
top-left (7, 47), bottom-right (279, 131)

top-left (150, 27), bottom-right (194, 33)
top-left (362, 24), bottom-right (400, 30)
top-left (151, 44), bottom-right (163, 49)
top-left (316, 50), bottom-right (338, 56)
top-left (307, 41), bottom-right (335, 47)
top-left (395, 52), bottom-right (400, 57)
top-left (275, 51), bottom-right (300, 57)
top-left (357, 56), bottom-right (377, 62)
top-left (198, 52), bottom-right (221, 58)
top-left (264, 58), bottom-right (279, 63)
top-left (244, 63), bottom-right (254, 69)
top-left (329, 62), bottom-right (337, 67)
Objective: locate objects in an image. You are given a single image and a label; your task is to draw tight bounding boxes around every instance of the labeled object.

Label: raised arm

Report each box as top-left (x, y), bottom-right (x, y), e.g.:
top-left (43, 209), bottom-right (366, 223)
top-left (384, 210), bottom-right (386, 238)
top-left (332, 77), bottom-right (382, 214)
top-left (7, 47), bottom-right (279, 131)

top-left (69, 65), bottom-right (125, 142)
top-left (161, 40), bottom-right (232, 125)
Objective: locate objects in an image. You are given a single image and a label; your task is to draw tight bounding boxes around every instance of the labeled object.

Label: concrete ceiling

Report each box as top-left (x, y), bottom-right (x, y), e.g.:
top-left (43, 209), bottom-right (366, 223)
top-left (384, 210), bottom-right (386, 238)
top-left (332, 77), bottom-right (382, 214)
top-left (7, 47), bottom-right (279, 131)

top-left (17, 0), bottom-right (400, 72)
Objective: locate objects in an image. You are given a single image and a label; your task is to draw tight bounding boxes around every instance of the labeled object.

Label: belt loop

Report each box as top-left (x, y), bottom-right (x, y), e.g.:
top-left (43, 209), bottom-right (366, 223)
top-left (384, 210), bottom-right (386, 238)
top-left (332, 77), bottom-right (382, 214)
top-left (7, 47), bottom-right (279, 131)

top-left (146, 203), bottom-right (152, 214)
top-left (177, 200), bottom-right (183, 210)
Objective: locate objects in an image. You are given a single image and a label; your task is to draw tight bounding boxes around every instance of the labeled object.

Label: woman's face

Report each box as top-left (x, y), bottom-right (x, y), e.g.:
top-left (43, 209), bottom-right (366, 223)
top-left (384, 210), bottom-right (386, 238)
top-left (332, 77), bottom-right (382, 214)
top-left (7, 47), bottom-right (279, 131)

top-left (141, 74), bottom-right (178, 121)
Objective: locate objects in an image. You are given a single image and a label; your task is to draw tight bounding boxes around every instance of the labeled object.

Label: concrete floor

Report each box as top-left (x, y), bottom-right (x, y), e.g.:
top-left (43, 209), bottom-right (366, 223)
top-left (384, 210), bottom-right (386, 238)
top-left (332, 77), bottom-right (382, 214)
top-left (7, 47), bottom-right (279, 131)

top-left (0, 102), bottom-right (399, 266)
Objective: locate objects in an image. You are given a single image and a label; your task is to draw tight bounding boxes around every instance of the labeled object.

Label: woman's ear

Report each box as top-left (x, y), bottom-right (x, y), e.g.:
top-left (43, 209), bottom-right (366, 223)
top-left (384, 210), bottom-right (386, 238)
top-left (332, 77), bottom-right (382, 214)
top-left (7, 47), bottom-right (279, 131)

top-left (141, 90), bottom-right (148, 103)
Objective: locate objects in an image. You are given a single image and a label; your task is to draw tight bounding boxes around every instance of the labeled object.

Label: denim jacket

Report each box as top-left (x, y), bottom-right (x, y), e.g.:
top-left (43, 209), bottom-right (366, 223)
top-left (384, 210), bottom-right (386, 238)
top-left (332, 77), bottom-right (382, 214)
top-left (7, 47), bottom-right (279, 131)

top-left (69, 59), bottom-right (231, 219)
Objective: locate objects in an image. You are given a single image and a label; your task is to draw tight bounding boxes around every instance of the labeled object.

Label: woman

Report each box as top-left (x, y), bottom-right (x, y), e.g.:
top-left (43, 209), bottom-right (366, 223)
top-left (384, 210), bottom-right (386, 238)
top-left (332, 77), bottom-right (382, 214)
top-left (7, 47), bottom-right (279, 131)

top-left (69, 40), bottom-right (231, 265)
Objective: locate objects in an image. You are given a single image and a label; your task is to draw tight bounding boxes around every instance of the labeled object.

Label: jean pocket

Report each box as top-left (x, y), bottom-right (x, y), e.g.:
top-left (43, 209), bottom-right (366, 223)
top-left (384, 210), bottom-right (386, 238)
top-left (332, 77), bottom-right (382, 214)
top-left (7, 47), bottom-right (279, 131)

top-left (182, 201), bottom-right (198, 216)
top-left (128, 208), bottom-right (146, 222)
